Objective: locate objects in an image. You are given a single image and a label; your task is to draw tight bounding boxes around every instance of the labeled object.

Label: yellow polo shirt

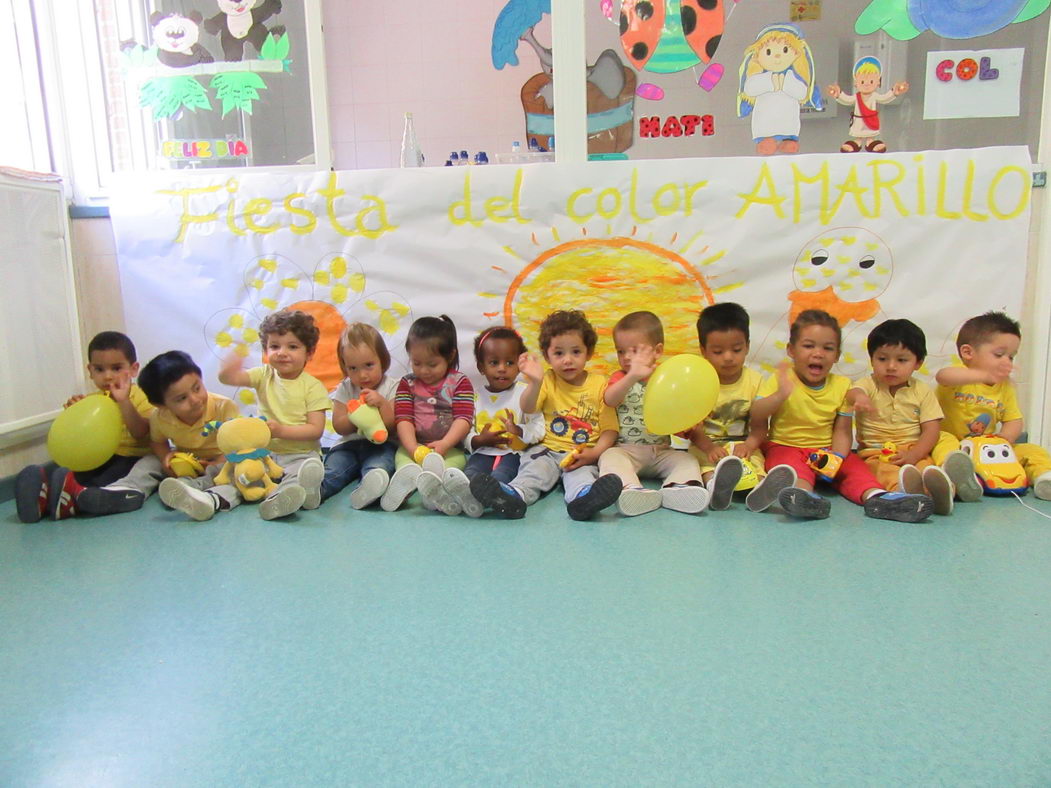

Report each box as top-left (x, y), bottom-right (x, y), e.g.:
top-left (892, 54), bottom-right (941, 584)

top-left (150, 392), bottom-right (240, 460)
top-left (852, 375), bottom-right (943, 449)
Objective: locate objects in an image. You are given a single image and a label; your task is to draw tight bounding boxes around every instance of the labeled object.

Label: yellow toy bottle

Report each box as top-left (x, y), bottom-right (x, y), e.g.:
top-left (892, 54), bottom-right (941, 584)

top-left (346, 398), bottom-right (388, 444)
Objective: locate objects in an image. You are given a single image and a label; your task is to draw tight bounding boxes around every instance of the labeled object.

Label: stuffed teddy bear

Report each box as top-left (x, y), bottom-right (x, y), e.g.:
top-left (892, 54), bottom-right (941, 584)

top-left (205, 416), bottom-right (285, 502)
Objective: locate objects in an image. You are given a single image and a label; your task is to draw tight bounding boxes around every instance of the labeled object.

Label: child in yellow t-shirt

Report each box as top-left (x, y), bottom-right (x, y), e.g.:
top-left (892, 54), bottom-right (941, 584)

top-left (848, 319), bottom-right (955, 515)
top-left (217, 309), bottom-right (330, 519)
top-left (933, 311), bottom-right (1051, 500)
top-left (690, 302), bottom-right (796, 512)
top-left (750, 309), bottom-right (933, 522)
top-left (16, 331), bottom-right (155, 522)
top-left (470, 309), bottom-right (621, 520)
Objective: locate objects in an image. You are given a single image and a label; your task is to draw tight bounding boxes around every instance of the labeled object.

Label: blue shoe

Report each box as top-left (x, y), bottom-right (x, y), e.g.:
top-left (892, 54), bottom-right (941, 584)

top-left (778, 486), bottom-right (831, 519)
top-left (567, 474), bottom-right (621, 521)
top-left (863, 491), bottom-right (933, 523)
top-left (470, 473), bottom-right (526, 520)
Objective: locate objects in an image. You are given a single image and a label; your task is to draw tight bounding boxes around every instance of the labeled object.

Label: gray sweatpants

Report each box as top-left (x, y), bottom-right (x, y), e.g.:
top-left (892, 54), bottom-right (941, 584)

top-left (107, 455), bottom-right (243, 509)
top-left (266, 451), bottom-right (321, 501)
top-left (509, 446), bottom-right (601, 505)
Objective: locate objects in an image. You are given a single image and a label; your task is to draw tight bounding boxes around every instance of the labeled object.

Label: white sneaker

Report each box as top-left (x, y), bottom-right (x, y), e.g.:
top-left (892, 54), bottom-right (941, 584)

top-left (922, 465), bottom-right (954, 515)
top-left (443, 468), bottom-right (483, 518)
top-left (380, 464), bottom-right (422, 511)
top-left (421, 452), bottom-right (446, 476)
top-left (943, 450), bottom-right (983, 502)
top-left (708, 456), bottom-right (744, 510)
top-left (898, 464), bottom-right (923, 495)
top-left (159, 477), bottom-right (216, 522)
top-left (350, 468), bottom-right (389, 510)
top-left (746, 464), bottom-right (798, 512)
top-left (298, 456), bottom-right (325, 510)
top-left (259, 484), bottom-right (307, 520)
top-left (416, 470), bottom-right (462, 516)
top-left (617, 486), bottom-right (662, 516)
top-left (1034, 471), bottom-right (1051, 501)
top-left (661, 483), bottom-right (709, 514)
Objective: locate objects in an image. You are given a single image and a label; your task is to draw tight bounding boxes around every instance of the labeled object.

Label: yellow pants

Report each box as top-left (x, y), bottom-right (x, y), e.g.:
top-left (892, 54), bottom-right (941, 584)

top-left (857, 441), bottom-right (933, 492)
top-left (931, 432), bottom-right (1051, 484)
top-left (689, 442), bottom-right (766, 479)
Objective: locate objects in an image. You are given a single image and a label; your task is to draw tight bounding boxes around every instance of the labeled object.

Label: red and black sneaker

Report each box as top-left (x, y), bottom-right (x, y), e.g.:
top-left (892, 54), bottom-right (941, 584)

top-left (47, 467), bottom-right (84, 521)
top-left (15, 465), bottom-right (49, 523)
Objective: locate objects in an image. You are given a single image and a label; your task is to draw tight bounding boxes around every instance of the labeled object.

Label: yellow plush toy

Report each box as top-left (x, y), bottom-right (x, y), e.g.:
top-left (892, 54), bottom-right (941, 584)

top-left (346, 398), bottom-right (388, 443)
top-left (205, 417), bottom-right (285, 502)
top-left (169, 452), bottom-right (204, 478)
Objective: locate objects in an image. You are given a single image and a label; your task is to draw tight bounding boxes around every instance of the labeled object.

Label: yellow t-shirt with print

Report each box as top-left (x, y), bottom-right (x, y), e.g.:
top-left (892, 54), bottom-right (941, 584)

top-left (248, 365), bottom-right (331, 454)
top-left (112, 385), bottom-right (156, 457)
top-left (936, 373), bottom-right (1022, 439)
top-left (757, 371), bottom-right (852, 448)
top-left (535, 370), bottom-right (619, 453)
top-left (852, 375), bottom-right (943, 448)
top-left (150, 392), bottom-right (240, 460)
top-left (703, 366), bottom-right (763, 441)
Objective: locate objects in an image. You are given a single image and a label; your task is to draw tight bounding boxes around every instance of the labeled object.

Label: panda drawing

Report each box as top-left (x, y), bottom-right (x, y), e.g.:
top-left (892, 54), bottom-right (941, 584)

top-left (204, 0), bottom-right (284, 62)
top-left (149, 11), bottom-right (214, 68)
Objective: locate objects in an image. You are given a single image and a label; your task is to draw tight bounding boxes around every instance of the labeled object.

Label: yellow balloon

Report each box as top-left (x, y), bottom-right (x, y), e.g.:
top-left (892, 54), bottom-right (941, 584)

top-left (643, 354), bottom-right (719, 435)
top-left (47, 394), bottom-right (122, 471)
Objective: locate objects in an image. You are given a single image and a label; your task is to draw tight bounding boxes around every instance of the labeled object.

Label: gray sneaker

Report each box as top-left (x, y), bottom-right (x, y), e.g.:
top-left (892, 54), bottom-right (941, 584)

top-left (297, 456), bottom-right (325, 510)
top-left (443, 468), bottom-right (483, 518)
top-left (350, 468), bottom-right (389, 510)
top-left (708, 455), bottom-right (744, 511)
top-left (380, 464), bottom-right (422, 511)
top-left (617, 486), bottom-right (662, 516)
top-left (421, 452), bottom-right (446, 476)
top-left (745, 464), bottom-right (798, 512)
top-left (660, 483), bottom-right (709, 514)
top-left (259, 484), bottom-right (307, 520)
top-left (416, 470), bottom-right (462, 516)
top-left (943, 450), bottom-right (983, 502)
top-left (159, 477), bottom-right (217, 522)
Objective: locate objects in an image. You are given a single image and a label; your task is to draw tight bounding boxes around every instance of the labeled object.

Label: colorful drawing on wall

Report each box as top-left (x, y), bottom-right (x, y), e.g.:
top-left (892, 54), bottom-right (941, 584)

top-left (790, 0), bottom-right (822, 22)
top-left (492, 0), bottom-right (637, 154)
top-left (855, 0), bottom-right (1050, 40)
top-left (205, 0), bottom-right (285, 61)
top-left (737, 23), bottom-right (823, 155)
top-left (602, 0), bottom-right (739, 98)
top-left (828, 57), bottom-right (909, 153)
top-left (923, 48), bottom-right (1024, 120)
top-left (120, 7), bottom-right (290, 120)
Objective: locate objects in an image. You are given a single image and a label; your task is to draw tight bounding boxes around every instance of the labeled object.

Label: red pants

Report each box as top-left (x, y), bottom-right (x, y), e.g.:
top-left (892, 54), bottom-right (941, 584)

top-left (763, 443), bottom-right (883, 505)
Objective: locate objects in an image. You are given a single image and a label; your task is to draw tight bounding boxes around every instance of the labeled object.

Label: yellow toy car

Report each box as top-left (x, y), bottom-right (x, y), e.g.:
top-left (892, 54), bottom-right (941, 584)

top-left (960, 435), bottom-right (1028, 496)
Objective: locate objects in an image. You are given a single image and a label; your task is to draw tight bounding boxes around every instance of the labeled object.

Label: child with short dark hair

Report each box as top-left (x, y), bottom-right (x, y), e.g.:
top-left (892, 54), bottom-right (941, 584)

top-left (321, 322), bottom-right (399, 510)
top-left (381, 315), bottom-right (475, 515)
top-left (693, 302), bottom-right (796, 512)
top-left (848, 319), bottom-right (954, 514)
top-left (442, 326), bottom-right (544, 518)
top-left (470, 309), bottom-right (621, 521)
top-left (750, 309), bottom-right (934, 522)
top-left (933, 311), bottom-right (1051, 500)
top-left (599, 311), bottom-right (709, 516)
top-left (214, 309), bottom-right (329, 520)
top-left (16, 331), bottom-right (155, 522)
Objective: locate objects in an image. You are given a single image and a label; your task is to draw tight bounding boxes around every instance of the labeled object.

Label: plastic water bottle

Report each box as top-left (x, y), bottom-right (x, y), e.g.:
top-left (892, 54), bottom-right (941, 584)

top-left (476, 152), bottom-right (489, 165)
top-left (399, 112), bottom-right (424, 167)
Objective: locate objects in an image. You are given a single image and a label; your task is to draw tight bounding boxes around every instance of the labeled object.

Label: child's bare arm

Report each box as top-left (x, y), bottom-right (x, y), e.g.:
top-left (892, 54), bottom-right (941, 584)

top-left (846, 387), bottom-right (875, 415)
top-left (361, 389), bottom-right (396, 430)
top-left (518, 353), bottom-right (544, 413)
top-left (604, 374), bottom-right (634, 407)
top-left (830, 414), bottom-right (853, 457)
top-left (111, 372), bottom-right (150, 439)
top-left (748, 411), bottom-right (770, 447)
top-left (396, 420), bottom-right (418, 456)
top-left (896, 419), bottom-right (940, 466)
top-left (331, 400), bottom-right (354, 436)
top-left (268, 410), bottom-right (326, 442)
top-left (999, 418), bottom-right (1024, 444)
top-left (689, 425), bottom-right (727, 464)
top-left (150, 439), bottom-right (176, 476)
top-left (565, 430), bottom-right (618, 470)
top-left (218, 353), bottom-right (252, 387)
top-left (428, 418), bottom-right (472, 456)
top-left (935, 366), bottom-right (996, 386)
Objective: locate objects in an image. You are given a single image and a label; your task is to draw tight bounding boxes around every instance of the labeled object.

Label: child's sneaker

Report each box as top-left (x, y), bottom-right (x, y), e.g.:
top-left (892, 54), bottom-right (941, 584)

top-left (746, 464), bottom-right (797, 512)
top-left (661, 483), bottom-right (709, 514)
top-left (159, 478), bottom-right (218, 522)
top-left (443, 468), bottom-right (483, 518)
top-left (380, 464), bottom-right (422, 511)
top-left (469, 473), bottom-right (526, 519)
top-left (421, 452), bottom-right (445, 476)
top-left (898, 464), bottom-right (924, 494)
top-left (942, 450), bottom-right (983, 502)
top-left (259, 484), bottom-right (307, 520)
top-left (416, 470), bottom-right (462, 516)
top-left (1033, 471), bottom-right (1051, 501)
top-left (921, 465), bottom-right (954, 515)
top-left (15, 464), bottom-right (49, 523)
top-left (863, 491), bottom-right (933, 522)
top-left (707, 456), bottom-right (743, 511)
top-left (298, 457), bottom-right (325, 510)
top-left (617, 486), bottom-right (662, 516)
top-left (778, 486), bottom-right (831, 519)
top-left (567, 474), bottom-right (622, 521)
top-left (47, 467), bottom-right (84, 520)
top-left (350, 468), bottom-right (389, 510)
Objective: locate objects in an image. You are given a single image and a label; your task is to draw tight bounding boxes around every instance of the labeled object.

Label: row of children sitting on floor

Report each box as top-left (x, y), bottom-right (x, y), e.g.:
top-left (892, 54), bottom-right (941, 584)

top-left (15, 302), bottom-right (1051, 525)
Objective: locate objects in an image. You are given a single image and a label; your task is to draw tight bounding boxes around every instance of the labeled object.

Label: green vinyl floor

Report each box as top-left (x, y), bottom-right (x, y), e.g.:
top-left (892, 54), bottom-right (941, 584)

top-left (2, 486), bottom-right (1051, 786)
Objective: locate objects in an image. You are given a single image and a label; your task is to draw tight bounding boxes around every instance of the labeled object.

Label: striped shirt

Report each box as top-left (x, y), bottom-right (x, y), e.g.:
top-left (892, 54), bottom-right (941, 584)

top-left (394, 371), bottom-right (474, 444)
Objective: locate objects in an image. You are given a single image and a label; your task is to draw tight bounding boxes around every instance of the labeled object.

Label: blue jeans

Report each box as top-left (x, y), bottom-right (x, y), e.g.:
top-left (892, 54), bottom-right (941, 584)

top-left (465, 452), bottom-right (521, 485)
top-left (321, 441), bottom-right (397, 501)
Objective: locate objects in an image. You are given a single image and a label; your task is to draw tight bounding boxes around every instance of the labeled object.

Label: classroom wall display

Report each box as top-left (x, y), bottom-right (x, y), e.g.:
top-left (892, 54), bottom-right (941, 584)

top-left (923, 49), bottom-right (1025, 120)
top-left (109, 146), bottom-right (1031, 426)
top-left (855, 0), bottom-right (1050, 40)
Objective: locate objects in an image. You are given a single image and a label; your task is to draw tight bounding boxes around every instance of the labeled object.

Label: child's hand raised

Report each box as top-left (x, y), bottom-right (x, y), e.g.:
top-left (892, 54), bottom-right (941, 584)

top-left (519, 353), bottom-right (544, 383)
top-left (109, 370), bottom-right (133, 403)
top-left (64, 394), bottom-right (85, 409)
top-left (775, 360), bottom-right (796, 398)
top-left (627, 345), bottom-right (658, 380)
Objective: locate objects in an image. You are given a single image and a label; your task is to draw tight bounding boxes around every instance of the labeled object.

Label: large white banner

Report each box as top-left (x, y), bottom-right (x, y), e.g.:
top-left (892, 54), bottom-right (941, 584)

top-left (111, 147), bottom-right (1032, 421)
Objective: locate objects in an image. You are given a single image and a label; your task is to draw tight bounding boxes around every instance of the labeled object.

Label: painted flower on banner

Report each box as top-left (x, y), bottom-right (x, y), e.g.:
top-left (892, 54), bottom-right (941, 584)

top-left (204, 252), bottom-right (412, 430)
